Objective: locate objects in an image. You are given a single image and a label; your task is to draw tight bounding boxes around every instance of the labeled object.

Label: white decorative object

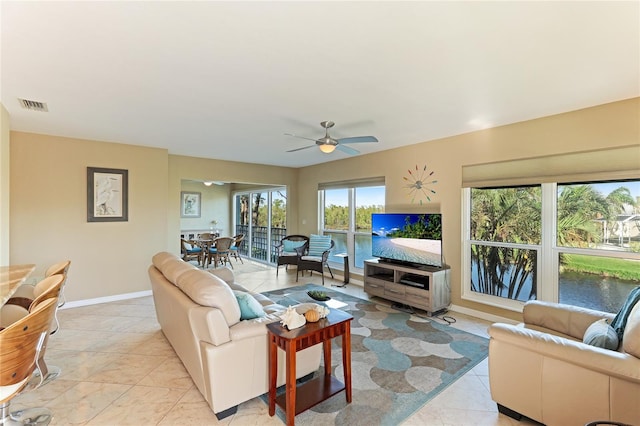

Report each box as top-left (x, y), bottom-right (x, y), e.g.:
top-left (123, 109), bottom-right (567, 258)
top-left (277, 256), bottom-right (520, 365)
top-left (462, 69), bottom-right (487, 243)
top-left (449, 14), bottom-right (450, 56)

top-left (280, 306), bottom-right (306, 330)
top-left (314, 304), bottom-right (330, 319)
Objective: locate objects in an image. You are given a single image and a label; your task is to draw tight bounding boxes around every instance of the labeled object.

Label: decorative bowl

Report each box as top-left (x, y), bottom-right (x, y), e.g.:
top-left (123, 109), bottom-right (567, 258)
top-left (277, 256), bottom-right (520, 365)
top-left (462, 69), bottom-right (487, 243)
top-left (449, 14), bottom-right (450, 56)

top-left (307, 290), bottom-right (330, 301)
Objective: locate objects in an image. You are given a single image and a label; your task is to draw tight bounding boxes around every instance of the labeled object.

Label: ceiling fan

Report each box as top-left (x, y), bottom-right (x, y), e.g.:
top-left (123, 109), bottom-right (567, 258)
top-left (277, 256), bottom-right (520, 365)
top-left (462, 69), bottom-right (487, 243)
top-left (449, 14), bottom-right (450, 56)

top-left (285, 121), bottom-right (378, 155)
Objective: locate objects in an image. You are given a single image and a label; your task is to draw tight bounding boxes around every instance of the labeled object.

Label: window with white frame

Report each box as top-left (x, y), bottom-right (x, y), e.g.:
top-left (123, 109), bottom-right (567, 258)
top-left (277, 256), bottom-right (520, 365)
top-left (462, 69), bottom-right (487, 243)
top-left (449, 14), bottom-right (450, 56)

top-left (319, 178), bottom-right (385, 270)
top-left (462, 146), bottom-right (640, 313)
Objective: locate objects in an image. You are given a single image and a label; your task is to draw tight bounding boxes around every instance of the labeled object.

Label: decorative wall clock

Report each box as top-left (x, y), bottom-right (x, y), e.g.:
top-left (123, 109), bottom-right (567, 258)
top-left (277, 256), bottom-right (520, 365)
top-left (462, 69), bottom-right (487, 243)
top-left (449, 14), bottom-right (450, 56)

top-left (403, 164), bottom-right (437, 205)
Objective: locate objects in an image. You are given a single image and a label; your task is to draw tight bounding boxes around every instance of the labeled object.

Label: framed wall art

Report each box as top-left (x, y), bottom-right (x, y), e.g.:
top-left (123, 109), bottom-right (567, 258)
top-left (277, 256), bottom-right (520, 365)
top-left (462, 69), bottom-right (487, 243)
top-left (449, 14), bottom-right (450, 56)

top-left (87, 167), bottom-right (128, 222)
top-left (181, 191), bottom-right (201, 218)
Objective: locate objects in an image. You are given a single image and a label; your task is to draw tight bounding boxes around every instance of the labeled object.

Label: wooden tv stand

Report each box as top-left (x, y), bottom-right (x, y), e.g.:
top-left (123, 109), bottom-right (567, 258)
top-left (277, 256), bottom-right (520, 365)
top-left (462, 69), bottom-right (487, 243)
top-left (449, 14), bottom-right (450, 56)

top-left (363, 259), bottom-right (450, 316)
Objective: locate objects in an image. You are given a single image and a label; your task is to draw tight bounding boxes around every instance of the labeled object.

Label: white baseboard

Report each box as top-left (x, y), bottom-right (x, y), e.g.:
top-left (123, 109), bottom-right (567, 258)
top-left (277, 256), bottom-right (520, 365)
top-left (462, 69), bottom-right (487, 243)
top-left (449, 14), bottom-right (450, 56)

top-left (448, 303), bottom-right (519, 325)
top-left (60, 290), bottom-right (153, 309)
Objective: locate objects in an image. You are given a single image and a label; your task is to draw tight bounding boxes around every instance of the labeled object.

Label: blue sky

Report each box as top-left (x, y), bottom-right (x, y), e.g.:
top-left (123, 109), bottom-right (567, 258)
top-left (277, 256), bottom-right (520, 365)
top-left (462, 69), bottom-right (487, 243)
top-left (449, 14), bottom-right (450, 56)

top-left (587, 181), bottom-right (640, 199)
top-left (325, 181), bottom-right (640, 207)
top-left (325, 187), bottom-right (385, 207)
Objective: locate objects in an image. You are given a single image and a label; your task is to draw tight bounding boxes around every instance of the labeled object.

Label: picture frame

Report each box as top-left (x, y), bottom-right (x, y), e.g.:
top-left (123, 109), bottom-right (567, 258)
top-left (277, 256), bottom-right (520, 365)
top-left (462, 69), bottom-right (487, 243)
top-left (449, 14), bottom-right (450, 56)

top-left (87, 167), bottom-right (129, 222)
top-left (181, 191), bottom-right (201, 218)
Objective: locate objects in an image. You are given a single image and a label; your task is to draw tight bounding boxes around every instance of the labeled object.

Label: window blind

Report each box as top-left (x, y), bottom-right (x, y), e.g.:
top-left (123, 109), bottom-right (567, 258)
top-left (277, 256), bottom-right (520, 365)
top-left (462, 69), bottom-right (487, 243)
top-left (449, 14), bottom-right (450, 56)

top-left (317, 176), bottom-right (385, 190)
top-left (462, 145), bottom-right (640, 188)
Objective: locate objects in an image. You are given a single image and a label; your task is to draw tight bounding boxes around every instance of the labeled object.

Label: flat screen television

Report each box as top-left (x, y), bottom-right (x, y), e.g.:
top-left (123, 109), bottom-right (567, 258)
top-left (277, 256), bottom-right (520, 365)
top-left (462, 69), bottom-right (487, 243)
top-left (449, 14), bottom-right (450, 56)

top-left (371, 213), bottom-right (443, 268)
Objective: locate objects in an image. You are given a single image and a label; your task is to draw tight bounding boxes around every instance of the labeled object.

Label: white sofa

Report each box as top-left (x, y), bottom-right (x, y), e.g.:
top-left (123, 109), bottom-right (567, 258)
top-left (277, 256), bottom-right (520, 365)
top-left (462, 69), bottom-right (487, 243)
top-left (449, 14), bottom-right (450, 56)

top-left (148, 252), bottom-right (322, 419)
top-left (488, 300), bottom-right (640, 426)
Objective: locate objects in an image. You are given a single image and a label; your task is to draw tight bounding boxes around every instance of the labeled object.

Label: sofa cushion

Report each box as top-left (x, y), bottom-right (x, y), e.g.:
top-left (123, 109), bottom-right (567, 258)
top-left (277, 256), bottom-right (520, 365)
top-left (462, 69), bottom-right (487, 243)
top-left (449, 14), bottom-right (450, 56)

top-left (622, 302), bottom-right (640, 358)
top-left (152, 252), bottom-right (180, 270)
top-left (583, 319), bottom-right (619, 350)
top-left (161, 259), bottom-right (199, 284)
top-left (175, 269), bottom-right (241, 326)
top-left (208, 266), bottom-right (235, 286)
top-left (233, 291), bottom-right (266, 320)
top-left (308, 234), bottom-right (331, 256)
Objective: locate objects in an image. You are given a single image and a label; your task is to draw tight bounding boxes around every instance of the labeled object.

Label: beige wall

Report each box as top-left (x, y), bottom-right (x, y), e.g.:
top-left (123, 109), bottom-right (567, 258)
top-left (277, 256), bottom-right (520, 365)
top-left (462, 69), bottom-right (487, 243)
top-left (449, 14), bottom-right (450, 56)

top-left (297, 98), bottom-right (640, 321)
top-left (10, 132), bottom-right (169, 302)
top-left (0, 104), bottom-right (10, 264)
top-left (179, 181), bottom-right (231, 235)
top-left (6, 98), bottom-right (639, 317)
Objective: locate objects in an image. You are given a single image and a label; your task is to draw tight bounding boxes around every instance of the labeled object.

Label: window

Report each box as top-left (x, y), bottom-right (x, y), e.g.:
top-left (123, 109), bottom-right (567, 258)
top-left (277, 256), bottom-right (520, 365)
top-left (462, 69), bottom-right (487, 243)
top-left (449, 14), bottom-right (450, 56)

top-left (469, 186), bottom-right (541, 304)
top-left (319, 180), bottom-right (385, 270)
top-left (463, 179), bottom-right (640, 312)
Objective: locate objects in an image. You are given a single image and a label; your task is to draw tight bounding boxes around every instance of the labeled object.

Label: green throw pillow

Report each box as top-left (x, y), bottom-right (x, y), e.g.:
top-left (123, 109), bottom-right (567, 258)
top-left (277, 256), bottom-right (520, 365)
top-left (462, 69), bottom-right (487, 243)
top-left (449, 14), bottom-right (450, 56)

top-left (583, 319), bottom-right (619, 350)
top-left (308, 234), bottom-right (331, 257)
top-left (233, 290), bottom-right (266, 320)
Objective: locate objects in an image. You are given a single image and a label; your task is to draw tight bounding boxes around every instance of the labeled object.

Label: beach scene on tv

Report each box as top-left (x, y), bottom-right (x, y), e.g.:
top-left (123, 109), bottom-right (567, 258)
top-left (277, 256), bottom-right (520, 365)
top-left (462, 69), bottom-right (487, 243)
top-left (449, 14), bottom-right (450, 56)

top-left (372, 214), bottom-right (442, 267)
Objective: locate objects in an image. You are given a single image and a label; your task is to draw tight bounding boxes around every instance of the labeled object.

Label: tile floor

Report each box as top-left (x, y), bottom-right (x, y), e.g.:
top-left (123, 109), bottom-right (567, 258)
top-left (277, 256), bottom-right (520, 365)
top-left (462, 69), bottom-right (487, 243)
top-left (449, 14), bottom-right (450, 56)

top-left (11, 260), bottom-right (539, 425)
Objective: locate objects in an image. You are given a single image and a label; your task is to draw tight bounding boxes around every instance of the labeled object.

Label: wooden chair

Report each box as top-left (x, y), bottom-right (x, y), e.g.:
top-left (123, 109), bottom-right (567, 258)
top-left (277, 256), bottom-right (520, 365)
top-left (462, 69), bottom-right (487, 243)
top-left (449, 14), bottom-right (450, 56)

top-left (229, 234), bottom-right (245, 264)
top-left (296, 239), bottom-right (335, 286)
top-left (208, 237), bottom-right (235, 269)
top-left (180, 238), bottom-right (203, 265)
top-left (13, 260), bottom-right (71, 309)
top-left (0, 298), bottom-right (58, 425)
top-left (275, 235), bottom-right (309, 276)
top-left (1, 275), bottom-right (65, 333)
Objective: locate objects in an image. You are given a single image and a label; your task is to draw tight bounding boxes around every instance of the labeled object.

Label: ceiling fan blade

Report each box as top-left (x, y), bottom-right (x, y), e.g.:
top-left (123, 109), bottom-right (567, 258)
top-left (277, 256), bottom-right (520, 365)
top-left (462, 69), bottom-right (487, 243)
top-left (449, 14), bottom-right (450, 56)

top-left (337, 136), bottom-right (379, 144)
top-left (287, 144), bottom-right (316, 153)
top-left (336, 144), bottom-right (360, 155)
top-left (284, 133), bottom-right (318, 142)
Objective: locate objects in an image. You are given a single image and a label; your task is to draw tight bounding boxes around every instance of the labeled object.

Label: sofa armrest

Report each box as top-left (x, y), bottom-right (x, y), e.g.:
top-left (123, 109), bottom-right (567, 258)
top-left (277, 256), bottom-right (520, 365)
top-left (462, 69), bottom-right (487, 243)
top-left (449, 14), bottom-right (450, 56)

top-left (489, 323), bottom-right (640, 383)
top-left (523, 300), bottom-right (615, 340)
top-left (189, 306), bottom-right (232, 346)
top-left (229, 313), bottom-right (281, 340)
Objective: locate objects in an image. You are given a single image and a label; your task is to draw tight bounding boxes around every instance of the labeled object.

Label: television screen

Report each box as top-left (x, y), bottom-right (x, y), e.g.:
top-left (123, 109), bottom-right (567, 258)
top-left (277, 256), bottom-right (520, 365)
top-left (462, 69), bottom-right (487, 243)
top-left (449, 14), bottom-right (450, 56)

top-left (371, 213), bottom-right (443, 268)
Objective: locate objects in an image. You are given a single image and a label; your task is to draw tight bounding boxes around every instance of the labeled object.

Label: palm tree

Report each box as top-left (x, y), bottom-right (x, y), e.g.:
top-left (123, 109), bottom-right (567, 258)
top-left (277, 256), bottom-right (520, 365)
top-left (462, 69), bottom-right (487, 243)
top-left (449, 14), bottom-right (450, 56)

top-left (470, 187), bottom-right (540, 300)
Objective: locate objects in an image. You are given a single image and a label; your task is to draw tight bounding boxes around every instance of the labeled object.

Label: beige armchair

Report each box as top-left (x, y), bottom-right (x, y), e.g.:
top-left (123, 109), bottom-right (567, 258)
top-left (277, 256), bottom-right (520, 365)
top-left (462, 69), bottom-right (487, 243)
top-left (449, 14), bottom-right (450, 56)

top-left (488, 300), bottom-right (640, 426)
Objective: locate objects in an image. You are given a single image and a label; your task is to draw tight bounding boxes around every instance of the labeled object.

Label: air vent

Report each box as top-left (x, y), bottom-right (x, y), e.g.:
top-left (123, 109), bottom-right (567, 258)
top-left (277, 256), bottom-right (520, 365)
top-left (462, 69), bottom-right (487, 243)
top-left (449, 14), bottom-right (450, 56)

top-left (18, 98), bottom-right (48, 112)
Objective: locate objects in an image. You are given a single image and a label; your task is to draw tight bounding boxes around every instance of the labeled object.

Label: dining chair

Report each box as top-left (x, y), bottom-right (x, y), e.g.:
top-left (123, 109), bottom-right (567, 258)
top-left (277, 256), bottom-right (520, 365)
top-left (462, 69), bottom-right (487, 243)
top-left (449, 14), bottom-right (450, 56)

top-left (180, 238), bottom-right (203, 265)
top-left (208, 237), bottom-right (235, 269)
top-left (229, 234), bottom-right (245, 264)
top-left (12, 261), bottom-right (71, 310)
top-left (0, 298), bottom-right (58, 426)
top-left (1, 275), bottom-right (65, 333)
top-left (1, 275), bottom-right (66, 389)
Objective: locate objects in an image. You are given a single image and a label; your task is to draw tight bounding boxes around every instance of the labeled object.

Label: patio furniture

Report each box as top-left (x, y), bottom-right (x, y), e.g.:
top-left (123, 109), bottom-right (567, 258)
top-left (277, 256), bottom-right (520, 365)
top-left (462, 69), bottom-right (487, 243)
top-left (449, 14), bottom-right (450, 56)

top-left (275, 235), bottom-right (309, 276)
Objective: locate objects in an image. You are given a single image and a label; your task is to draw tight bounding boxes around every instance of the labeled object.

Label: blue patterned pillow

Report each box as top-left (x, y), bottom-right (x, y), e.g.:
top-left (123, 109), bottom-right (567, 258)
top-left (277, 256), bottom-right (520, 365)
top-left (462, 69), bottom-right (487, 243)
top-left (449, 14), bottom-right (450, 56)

top-left (233, 291), bottom-right (266, 320)
top-left (308, 234), bottom-right (332, 257)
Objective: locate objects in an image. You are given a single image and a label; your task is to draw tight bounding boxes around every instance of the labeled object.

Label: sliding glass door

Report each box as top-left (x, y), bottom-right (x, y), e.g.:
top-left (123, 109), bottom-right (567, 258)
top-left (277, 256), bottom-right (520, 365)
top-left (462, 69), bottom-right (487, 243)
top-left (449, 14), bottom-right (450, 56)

top-left (234, 187), bottom-right (286, 263)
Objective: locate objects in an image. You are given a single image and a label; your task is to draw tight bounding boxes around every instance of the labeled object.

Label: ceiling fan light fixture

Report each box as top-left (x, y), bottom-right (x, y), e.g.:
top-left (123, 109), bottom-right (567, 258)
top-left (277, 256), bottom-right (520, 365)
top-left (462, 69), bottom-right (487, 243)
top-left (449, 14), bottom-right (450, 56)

top-left (319, 144), bottom-right (336, 153)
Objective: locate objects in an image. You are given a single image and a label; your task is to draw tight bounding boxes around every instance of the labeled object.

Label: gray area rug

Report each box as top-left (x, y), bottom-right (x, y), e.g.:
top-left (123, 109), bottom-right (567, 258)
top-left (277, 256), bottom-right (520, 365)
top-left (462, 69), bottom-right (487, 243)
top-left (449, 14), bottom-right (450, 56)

top-left (261, 284), bottom-right (489, 425)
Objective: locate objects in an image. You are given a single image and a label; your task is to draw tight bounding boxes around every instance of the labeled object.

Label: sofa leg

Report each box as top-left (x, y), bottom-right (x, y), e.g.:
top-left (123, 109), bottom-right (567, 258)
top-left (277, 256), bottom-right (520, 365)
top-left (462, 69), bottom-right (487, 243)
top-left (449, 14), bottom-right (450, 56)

top-left (215, 405), bottom-right (238, 420)
top-left (497, 404), bottom-right (522, 421)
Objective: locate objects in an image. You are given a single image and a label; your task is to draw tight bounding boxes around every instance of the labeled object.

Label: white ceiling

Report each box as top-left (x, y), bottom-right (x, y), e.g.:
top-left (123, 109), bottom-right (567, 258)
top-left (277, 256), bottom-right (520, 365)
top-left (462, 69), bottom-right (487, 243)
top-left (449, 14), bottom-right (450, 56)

top-left (2, 1), bottom-right (638, 168)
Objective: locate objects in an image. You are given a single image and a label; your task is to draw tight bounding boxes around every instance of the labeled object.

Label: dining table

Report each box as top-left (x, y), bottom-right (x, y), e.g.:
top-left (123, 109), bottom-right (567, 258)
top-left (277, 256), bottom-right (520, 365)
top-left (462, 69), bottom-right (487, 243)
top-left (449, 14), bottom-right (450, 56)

top-left (195, 239), bottom-right (215, 268)
top-left (1, 264), bottom-right (36, 306)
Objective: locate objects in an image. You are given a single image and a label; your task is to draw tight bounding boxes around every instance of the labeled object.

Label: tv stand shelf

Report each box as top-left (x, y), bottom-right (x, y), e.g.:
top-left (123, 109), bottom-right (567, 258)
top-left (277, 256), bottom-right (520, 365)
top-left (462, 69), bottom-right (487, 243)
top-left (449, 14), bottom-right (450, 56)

top-left (363, 260), bottom-right (450, 316)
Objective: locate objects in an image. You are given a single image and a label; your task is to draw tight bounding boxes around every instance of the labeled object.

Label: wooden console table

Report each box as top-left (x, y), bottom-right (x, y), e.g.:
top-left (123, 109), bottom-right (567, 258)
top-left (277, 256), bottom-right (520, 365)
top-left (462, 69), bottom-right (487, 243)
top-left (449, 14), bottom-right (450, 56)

top-left (267, 308), bottom-right (353, 425)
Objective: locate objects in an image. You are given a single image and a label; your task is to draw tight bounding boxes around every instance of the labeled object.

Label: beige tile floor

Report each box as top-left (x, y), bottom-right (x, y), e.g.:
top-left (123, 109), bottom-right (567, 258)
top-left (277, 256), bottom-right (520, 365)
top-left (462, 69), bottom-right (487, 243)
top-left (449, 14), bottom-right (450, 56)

top-left (11, 260), bottom-right (539, 425)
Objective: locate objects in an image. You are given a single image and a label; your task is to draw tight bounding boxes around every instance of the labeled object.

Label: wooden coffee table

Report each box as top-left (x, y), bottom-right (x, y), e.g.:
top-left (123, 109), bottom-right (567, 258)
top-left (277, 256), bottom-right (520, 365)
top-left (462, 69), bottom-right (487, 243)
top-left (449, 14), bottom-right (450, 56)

top-left (267, 308), bottom-right (353, 425)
